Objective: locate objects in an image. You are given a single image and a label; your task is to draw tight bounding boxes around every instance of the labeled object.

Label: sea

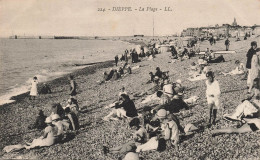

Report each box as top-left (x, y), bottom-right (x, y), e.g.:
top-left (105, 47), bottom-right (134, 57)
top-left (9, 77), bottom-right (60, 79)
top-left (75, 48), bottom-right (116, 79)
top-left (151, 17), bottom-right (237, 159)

top-left (0, 38), bottom-right (134, 105)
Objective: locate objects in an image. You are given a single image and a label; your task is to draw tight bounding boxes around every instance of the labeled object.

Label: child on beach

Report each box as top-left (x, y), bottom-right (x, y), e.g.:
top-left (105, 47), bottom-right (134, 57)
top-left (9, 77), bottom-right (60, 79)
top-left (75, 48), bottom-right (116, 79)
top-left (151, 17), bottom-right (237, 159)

top-left (69, 75), bottom-right (77, 99)
top-left (205, 71), bottom-right (221, 127)
top-left (30, 76), bottom-right (38, 100)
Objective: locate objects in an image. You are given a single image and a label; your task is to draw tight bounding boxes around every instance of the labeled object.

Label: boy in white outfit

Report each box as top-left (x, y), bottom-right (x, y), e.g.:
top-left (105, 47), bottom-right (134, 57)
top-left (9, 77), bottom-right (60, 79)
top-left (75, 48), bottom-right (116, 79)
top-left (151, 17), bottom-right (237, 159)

top-left (205, 71), bottom-right (221, 127)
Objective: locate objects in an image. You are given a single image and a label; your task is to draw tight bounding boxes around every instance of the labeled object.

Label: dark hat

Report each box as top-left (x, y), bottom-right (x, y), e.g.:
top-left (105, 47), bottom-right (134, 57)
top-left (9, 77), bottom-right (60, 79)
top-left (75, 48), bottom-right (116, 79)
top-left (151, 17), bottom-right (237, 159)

top-left (206, 71), bottom-right (214, 78)
top-left (129, 118), bottom-right (140, 128)
top-left (251, 41), bottom-right (257, 46)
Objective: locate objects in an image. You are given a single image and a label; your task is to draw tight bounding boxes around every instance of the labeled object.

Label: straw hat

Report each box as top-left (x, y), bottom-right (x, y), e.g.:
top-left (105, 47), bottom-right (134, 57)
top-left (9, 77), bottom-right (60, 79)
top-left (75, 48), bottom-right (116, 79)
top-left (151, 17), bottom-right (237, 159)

top-left (156, 109), bottom-right (168, 119)
top-left (45, 117), bottom-right (52, 123)
top-left (51, 114), bottom-right (60, 121)
top-left (123, 152), bottom-right (139, 160)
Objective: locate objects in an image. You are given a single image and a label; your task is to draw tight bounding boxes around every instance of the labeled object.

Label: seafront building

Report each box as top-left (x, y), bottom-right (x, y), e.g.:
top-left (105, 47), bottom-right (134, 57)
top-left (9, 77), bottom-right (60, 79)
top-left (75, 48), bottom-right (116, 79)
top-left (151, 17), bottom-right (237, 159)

top-left (181, 18), bottom-right (260, 38)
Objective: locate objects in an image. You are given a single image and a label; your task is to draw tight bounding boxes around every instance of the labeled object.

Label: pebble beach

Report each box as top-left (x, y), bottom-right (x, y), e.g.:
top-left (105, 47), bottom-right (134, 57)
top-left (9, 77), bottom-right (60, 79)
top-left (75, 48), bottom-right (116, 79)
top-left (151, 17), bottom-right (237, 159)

top-left (0, 36), bottom-right (260, 159)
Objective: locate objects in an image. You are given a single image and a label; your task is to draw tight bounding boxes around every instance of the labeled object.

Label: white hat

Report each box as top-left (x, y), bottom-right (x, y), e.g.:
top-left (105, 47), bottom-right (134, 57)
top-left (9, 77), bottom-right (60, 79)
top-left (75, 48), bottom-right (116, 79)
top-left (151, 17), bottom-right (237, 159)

top-left (176, 79), bottom-right (182, 84)
top-left (51, 114), bottom-right (60, 121)
top-left (156, 109), bottom-right (168, 119)
top-left (123, 152), bottom-right (139, 160)
top-left (45, 117), bottom-right (52, 123)
top-left (184, 123), bottom-right (198, 135)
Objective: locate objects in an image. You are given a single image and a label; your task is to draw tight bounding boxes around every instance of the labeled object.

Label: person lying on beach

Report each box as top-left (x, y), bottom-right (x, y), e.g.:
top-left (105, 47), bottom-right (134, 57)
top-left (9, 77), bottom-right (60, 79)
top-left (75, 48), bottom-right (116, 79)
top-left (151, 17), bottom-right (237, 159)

top-left (211, 117), bottom-right (260, 136)
top-left (221, 60), bottom-right (245, 76)
top-left (103, 94), bottom-right (138, 121)
top-left (64, 107), bottom-right (80, 131)
top-left (24, 117), bottom-right (58, 149)
top-left (188, 66), bottom-right (209, 81)
top-left (103, 118), bottom-right (147, 156)
top-left (40, 83), bottom-right (52, 94)
top-left (206, 52), bottom-right (225, 63)
top-left (28, 110), bottom-right (47, 130)
top-left (223, 78), bottom-right (260, 122)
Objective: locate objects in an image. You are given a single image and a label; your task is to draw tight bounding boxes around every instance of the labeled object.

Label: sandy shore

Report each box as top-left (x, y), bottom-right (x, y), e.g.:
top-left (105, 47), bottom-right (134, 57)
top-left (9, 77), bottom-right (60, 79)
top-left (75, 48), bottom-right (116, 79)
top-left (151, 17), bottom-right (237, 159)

top-left (1, 36), bottom-right (260, 159)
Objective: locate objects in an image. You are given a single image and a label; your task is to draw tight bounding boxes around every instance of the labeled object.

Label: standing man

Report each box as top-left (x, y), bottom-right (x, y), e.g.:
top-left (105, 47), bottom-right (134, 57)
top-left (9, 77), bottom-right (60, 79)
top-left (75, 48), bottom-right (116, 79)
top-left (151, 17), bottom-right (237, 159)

top-left (115, 55), bottom-right (119, 66)
top-left (225, 38), bottom-right (230, 51)
top-left (124, 49), bottom-right (129, 64)
top-left (69, 75), bottom-right (77, 99)
top-left (245, 41), bottom-right (258, 86)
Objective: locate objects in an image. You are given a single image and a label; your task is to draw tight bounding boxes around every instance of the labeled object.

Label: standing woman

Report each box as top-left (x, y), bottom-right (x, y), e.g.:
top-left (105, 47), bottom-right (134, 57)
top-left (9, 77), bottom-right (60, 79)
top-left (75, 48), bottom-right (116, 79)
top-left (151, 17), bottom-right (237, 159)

top-left (30, 76), bottom-right (38, 100)
top-left (248, 50), bottom-right (260, 93)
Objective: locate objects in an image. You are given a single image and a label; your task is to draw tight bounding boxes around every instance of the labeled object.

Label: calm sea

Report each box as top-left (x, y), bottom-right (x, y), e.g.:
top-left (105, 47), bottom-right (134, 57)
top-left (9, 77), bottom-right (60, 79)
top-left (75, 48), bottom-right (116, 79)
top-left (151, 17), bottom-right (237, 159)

top-left (0, 38), bottom-right (134, 105)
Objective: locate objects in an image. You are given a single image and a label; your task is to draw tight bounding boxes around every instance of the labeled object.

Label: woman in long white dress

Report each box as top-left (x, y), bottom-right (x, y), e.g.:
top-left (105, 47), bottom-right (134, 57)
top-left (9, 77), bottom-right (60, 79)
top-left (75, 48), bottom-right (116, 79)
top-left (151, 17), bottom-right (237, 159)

top-left (248, 52), bottom-right (260, 93)
top-left (30, 76), bottom-right (38, 100)
top-left (24, 117), bottom-right (57, 149)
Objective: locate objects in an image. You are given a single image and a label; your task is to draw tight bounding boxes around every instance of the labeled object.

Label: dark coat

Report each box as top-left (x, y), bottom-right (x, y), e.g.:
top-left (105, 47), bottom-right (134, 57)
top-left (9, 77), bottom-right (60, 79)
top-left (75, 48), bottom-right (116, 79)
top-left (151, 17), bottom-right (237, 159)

top-left (246, 48), bottom-right (257, 69)
top-left (117, 100), bottom-right (138, 117)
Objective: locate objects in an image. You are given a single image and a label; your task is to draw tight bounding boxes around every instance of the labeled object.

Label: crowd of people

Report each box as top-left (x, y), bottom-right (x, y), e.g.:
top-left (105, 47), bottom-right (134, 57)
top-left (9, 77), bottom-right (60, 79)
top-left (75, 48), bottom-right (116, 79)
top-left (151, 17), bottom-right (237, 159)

top-left (99, 40), bottom-right (260, 159)
top-left (4, 38), bottom-right (260, 160)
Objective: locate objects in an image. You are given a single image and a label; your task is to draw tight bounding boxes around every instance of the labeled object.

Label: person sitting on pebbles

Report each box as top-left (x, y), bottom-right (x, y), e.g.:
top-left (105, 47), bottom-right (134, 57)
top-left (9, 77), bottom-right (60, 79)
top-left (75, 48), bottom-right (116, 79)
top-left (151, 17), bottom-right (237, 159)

top-left (51, 103), bottom-right (65, 118)
top-left (221, 60), bottom-right (245, 76)
top-left (206, 50), bottom-right (225, 63)
top-left (51, 114), bottom-right (69, 142)
top-left (24, 117), bottom-right (58, 149)
top-left (103, 118), bottom-right (147, 156)
top-left (103, 94), bottom-right (138, 121)
top-left (64, 107), bottom-right (80, 131)
top-left (64, 98), bottom-right (80, 114)
top-left (163, 79), bottom-right (174, 98)
top-left (188, 62), bottom-right (199, 76)
top-left (224, 78), bottom-right (260, 122)
top-left (28, 110), bottom-right (47, 130)
top-left (136, 109), bottom-right (180, 152)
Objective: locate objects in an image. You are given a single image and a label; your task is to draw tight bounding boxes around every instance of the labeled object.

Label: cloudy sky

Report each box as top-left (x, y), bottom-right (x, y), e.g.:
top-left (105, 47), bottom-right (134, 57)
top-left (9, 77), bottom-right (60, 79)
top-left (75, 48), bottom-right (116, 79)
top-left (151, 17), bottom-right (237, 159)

top-left (0, 0), bottom-right (260, 37)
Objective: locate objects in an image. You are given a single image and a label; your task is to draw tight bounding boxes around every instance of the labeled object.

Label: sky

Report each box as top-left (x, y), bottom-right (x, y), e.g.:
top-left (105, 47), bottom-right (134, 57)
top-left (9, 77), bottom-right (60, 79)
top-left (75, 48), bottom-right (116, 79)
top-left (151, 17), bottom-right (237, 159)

top-left (0, 0), bottom-right (260, 37)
